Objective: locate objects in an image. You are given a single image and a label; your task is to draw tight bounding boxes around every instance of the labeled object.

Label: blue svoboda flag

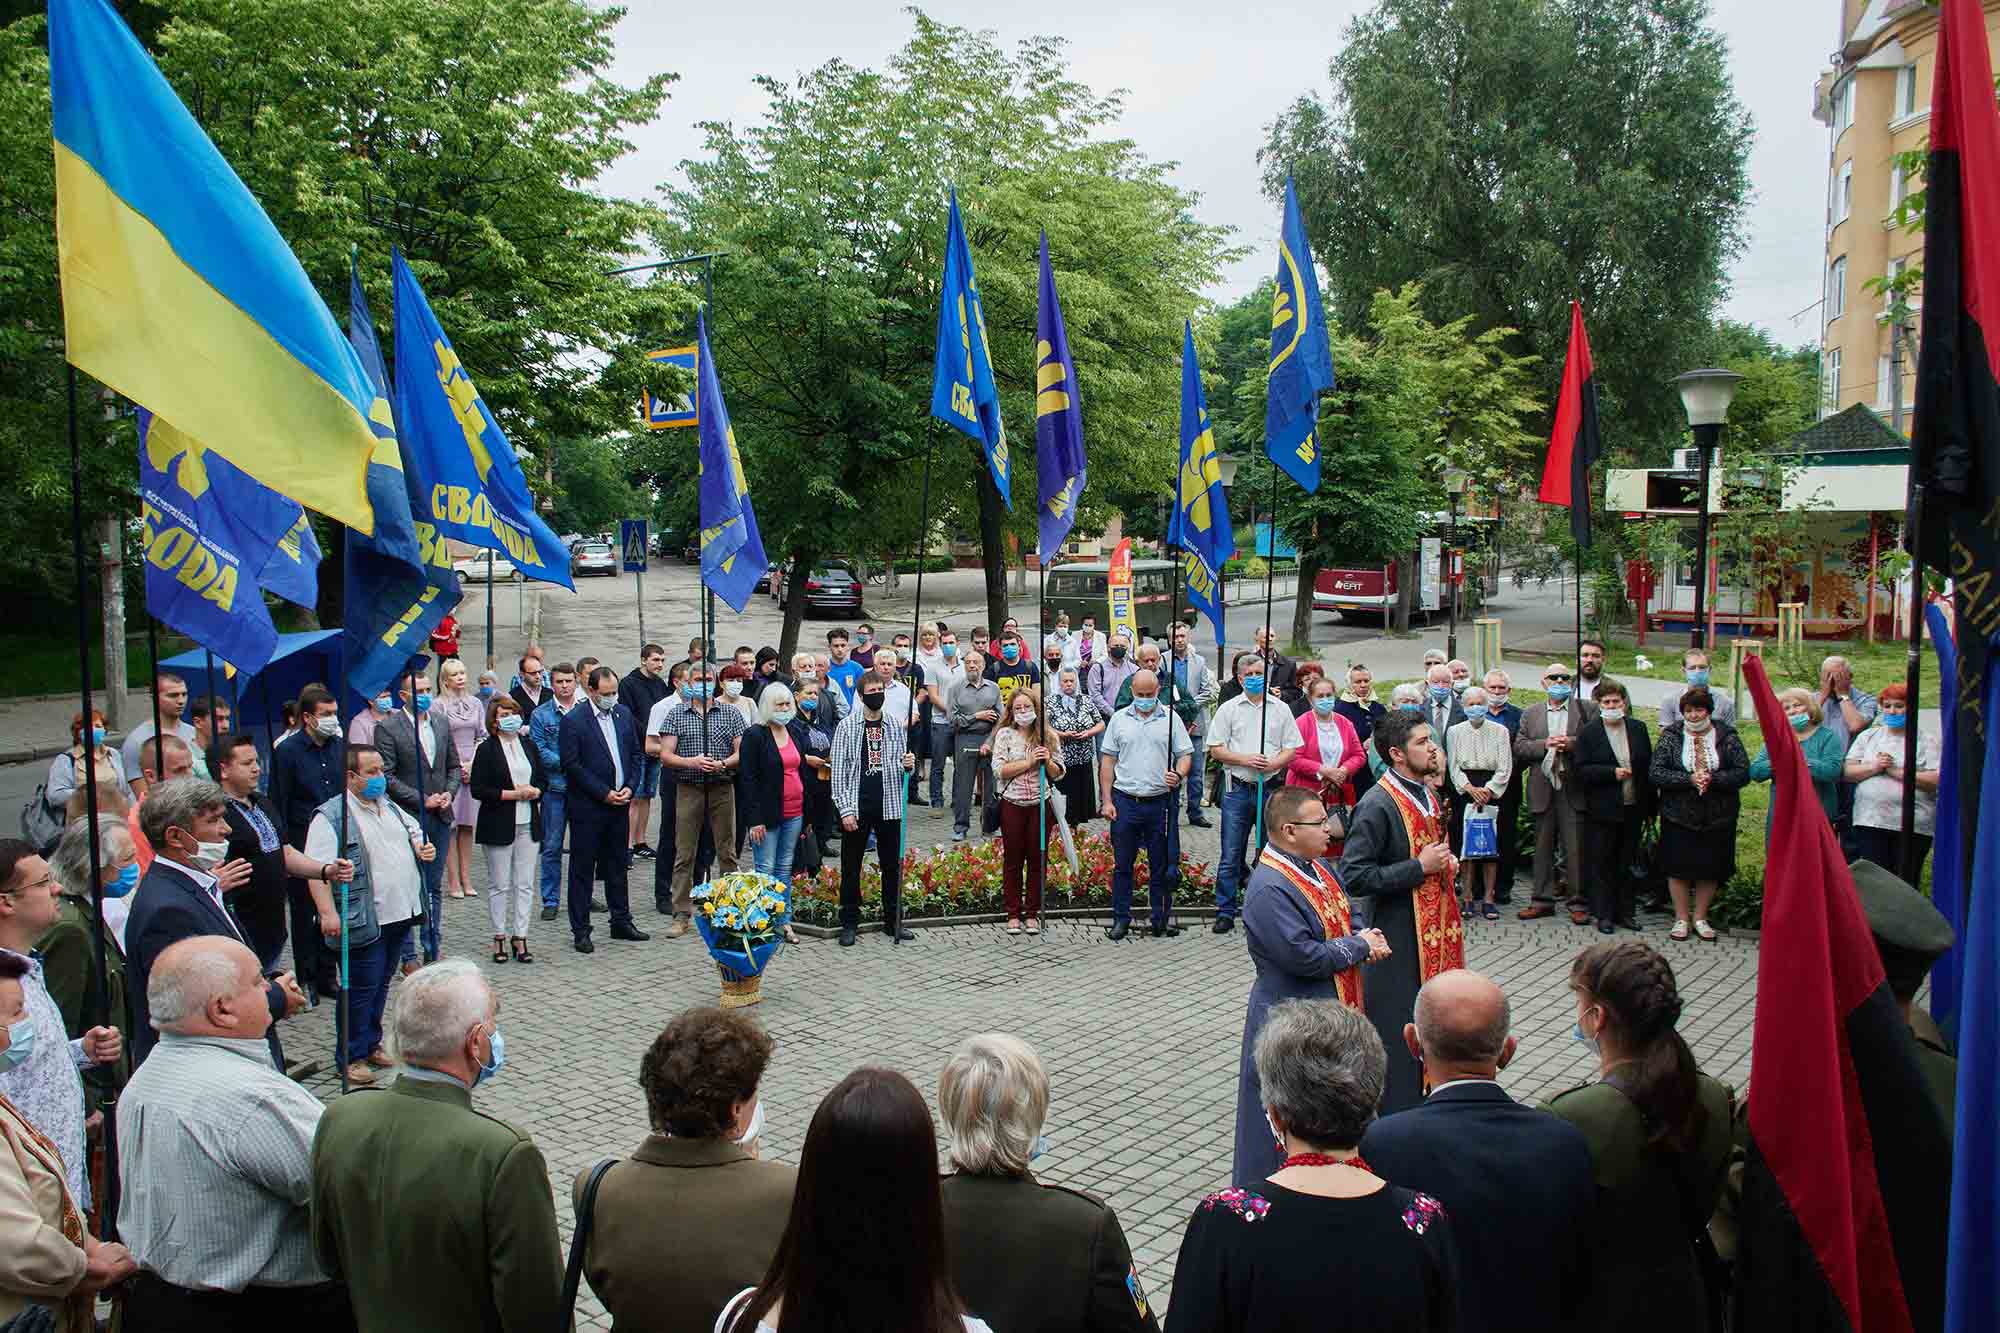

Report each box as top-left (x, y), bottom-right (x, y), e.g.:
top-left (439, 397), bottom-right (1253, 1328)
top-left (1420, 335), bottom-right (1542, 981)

top-left (1034, 232), bottom-right (1085, 565)
top-left (137, 409), bottom-right (303, 673)
top-left (390, 249), bottom-right (573, 590)
top-left (930, 189), bottom-right (1010, 508)
top-left (1264, 176), bottom-right (1334, 493)
top-left (696, 314), bottom-right (769, 614)
top-left (1170, 322), bottom-right (1235, 645)
top-left (344, 257), bottom-right (460, 700)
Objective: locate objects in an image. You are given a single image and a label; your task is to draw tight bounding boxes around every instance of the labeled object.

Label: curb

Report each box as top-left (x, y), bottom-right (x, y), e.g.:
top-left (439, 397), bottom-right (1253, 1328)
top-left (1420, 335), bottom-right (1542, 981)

top-left (790, 904), bottom-right (1220, 938)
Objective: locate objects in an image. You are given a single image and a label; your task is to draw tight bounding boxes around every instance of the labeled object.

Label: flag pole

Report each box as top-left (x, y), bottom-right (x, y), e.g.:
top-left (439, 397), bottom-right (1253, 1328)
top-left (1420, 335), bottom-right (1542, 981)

top-left (204, 648), bottom-right (220, 761)
top-left (1899, 498), bottom-right (1926, 886)
top-left (908, 419), bottom-right (936, 658)
top-left (1167, 446), bottom-right (1187, 934)
top-left (1037, 552), bottom-right (1049, 929)
top-left (67, 364), bottom-right (118, 1237)
top-left (1256, 461), bottom-right (1279, 851)
top-left (145, 612), bottom-right (163, 790)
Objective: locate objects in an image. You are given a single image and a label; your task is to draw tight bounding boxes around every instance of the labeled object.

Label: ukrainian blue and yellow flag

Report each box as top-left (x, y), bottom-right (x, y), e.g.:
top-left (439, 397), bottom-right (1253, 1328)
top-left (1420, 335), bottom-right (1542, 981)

top-left (695, 314), bottom-right (769, 614)
top-left (1035, 232), bottom-right (1086, 565)
top-left (390, 249), bottom-right (573, 590)
top-left (1170, 322), bottom-right (1234, 644)
top-left (1264, 176), bottom-right (1334, 494)
top-left (930, 189), bottom-right (1010, 508)
top-left (50, 0), bottom-right (378, 534)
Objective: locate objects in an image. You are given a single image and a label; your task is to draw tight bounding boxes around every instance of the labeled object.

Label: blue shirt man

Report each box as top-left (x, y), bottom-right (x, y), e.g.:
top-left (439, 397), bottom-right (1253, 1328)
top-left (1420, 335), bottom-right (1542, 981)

top-left (529, 663), bottom-right (581, 914)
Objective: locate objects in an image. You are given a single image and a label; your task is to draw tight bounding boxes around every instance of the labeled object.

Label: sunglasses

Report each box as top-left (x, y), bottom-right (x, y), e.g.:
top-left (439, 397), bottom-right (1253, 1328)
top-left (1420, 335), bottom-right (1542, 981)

top-left (1545, 674), bottom-right (1571, 683)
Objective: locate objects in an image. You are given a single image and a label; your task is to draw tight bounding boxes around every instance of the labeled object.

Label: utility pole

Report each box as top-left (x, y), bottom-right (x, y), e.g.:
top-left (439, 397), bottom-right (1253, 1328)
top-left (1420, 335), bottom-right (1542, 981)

top-left (99, 516), bottom-right (127, 729)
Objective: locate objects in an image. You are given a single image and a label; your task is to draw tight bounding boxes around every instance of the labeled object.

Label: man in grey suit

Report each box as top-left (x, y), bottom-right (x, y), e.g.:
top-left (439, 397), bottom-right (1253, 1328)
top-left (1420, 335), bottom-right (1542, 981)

top-left (1513, 663), bottom-right (1595, 922)
top-left (373, 666), bottom-right (461, 965)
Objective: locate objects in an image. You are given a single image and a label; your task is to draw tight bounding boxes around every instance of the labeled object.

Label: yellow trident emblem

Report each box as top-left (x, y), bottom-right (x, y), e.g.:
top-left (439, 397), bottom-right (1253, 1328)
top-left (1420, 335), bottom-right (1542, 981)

top-left (145, 419), bottom-right (210, 499)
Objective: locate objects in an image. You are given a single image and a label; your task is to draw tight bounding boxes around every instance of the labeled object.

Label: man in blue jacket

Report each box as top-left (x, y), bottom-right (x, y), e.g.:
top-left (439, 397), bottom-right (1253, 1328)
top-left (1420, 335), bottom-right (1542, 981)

top-left (559, 667), bottom-right (649, 955)
top-left (1360, 970), bottom-right (1595, 1333)
top-left (528, 662), bottom-right (582, 921)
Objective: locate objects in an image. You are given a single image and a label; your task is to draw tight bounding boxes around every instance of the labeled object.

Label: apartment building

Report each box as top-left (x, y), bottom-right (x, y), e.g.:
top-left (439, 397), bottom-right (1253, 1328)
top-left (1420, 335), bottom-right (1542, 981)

top-left (1811, 0), bottom-right (2000, 423)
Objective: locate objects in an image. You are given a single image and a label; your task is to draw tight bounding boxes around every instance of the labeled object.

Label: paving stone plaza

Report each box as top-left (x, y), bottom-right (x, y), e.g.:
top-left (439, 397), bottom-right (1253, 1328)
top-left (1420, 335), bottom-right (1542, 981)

top-left (284, 798), bottom-right (1761, 1327)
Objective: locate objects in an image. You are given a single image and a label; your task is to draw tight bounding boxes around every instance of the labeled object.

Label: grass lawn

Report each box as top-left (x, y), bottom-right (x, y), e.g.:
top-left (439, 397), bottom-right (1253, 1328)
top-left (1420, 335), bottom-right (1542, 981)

top-left (1590, 633), bottom-right (1941, 705)
top-left (0, 629), bottom-right (195, 698)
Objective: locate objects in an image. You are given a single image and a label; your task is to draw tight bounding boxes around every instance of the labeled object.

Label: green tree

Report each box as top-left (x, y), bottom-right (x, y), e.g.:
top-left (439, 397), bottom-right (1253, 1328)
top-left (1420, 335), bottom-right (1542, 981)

top-left (0, 0), bottom-right (690, 610)
top-left (1203, 284), bottom-right (1542, 643)
top-left (660, 11), bottom-right (1238, 654)
top-left (1262, 0), bottom-right (1753, 455)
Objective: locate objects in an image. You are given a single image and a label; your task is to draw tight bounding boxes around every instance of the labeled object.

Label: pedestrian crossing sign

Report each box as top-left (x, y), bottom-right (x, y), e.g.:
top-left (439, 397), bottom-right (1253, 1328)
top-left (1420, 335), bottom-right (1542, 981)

top-left (621, 519), bottom-right (648, 573)
top-left (642, 346), bottom-right (697, 429)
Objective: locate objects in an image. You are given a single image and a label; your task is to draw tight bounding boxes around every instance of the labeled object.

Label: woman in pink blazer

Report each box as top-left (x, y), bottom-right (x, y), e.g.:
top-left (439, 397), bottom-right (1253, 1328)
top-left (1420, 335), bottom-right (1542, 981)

top-left (1286, 675), bottom-right (1365, 830)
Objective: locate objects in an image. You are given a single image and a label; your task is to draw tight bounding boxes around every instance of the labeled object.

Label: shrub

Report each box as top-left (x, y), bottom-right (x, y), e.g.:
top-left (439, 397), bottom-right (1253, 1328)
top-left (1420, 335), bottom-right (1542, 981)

top-left (790, 827), bottom-right (1217, 923)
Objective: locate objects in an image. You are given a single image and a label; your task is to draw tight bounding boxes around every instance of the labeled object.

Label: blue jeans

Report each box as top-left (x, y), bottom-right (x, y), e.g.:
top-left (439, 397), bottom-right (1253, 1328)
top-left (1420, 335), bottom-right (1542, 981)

top-left (1110, 790), bottom-right (1180, 927)
top-left (403, 811), bottom-right (448, 965)
top-left (1184, 755), bottom-right (1205, 817)
top-left (538, 788), bottom-right (568, 909)
top-left (1216, 781), bottom-right (1266, 919)
top-left (751, 814), bottom-right (804, 885)
top-left (346, 916), bottom-right (415, 1066)
top-left (636, 754), bottom-right (663, 801)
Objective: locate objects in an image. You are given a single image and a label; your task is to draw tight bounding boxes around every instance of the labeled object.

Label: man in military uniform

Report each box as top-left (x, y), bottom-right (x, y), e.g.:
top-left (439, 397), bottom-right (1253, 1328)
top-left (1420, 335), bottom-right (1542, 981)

top-left (310, 959), bottom-right (562, 1332)
top-left (1850, 857), bottom-right (1958, 1134)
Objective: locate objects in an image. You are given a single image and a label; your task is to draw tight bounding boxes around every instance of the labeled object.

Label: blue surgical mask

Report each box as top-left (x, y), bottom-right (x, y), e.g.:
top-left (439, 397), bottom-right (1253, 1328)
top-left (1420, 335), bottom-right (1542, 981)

top-left (1029, 1133), bottom-right (1050, 1162)
top-left (1883, 712), bottom-right (1907, 730)
top-left (1685, 669), bottom-right (1710, 688)
top-left (1133, 695), bottom-right (1159, 713)
top-left (0, 1018), bottom-right (33, 1073)
top-left (772, 708), bottom-right (796, 725)
top-left (477, 685), bottom-right (495, 700)
top-left (594, 694), bottom-right (617, 713)
top-left (373, 694), bottom-right (393, 713)
top-left (1312, 697), bottom-right (1337, 715)
top-left (414, 692), bottom-right (433, 713)
top-left (800, 696), bottom-right (819, 713)
top-left (1572, 1020), bottom-right (1599, 1055)
top-left (105, 862), bottom-right (140, 899)
top-left (1243, 676), bottom-right (1266, 695)
top-left (1399, 703), bottom-right (1423, 713)
top-left (1001, 643), bottom-right (1020, 663)
top-left (498, 714), bottom-right (523, 734)
top-left (942, 643), bottom-right (958, 659)
top-left (1790, 713), bottom-right (1811, 732)
top-left (1546, 684), bottom-right (1572, 703)
top-left (90, 726), bottom-right (107, 746)
top-left (360, 775), bottom-right (388, 801)
top-left (476, 1026), bottom-right (506, 1085)
top-left (1429, 685), bottom-right (1452, 703)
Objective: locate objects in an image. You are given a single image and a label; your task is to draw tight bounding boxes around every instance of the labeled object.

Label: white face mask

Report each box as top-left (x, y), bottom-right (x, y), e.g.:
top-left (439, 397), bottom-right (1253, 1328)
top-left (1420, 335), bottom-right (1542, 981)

top-left (313, 714), bottom-right (341, 738)
top-left (190, 837), bottom-right (229, 871)
top-left (1601, 707), bottom-right (1626, 723)
top-left (723, 680), bottom-right (743, 698)
top-left (1015, 709), bottom-right (1038, 725)
top-left (736, 1099), bottom-right (766, 1145)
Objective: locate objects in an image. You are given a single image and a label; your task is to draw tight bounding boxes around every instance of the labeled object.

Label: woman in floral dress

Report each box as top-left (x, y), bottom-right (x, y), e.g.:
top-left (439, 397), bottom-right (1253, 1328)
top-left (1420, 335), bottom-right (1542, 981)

top-left (438, 657), bottom-right (488, 898)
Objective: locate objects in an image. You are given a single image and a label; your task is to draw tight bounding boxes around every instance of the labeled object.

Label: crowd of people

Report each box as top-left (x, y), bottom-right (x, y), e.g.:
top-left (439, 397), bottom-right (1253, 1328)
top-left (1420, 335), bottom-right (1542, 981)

top-left (0, 612), bottom-right (1956, 1330)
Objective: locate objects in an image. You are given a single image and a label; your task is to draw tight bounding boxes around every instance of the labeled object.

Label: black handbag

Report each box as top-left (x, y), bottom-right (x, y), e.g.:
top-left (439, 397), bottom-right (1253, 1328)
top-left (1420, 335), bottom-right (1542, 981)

top-left (560, 1158), bottom-right (616, 1332)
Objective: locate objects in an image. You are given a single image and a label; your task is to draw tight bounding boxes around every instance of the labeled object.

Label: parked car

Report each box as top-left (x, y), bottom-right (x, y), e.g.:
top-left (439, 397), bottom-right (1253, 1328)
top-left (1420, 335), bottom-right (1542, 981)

top-left (776, 563), bottom-right (864, 617)
top-left (571, 540), bottom-right (619, 577)
top-left (558, 532), bottom-right (584, 550)
top-left (453, 553), bottom-right (519, 582)
top-left (755, 563), bottom-right (776, 594)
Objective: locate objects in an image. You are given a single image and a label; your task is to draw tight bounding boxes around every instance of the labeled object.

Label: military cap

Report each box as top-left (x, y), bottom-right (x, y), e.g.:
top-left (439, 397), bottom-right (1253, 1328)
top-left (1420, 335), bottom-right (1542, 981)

top-left (1849, 858), bottom-right (1955, 999)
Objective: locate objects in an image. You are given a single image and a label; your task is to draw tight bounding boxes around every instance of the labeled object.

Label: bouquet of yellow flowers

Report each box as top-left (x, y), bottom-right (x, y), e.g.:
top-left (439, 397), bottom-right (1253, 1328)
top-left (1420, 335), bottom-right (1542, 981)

top-left (691, 870), bottom-right (791, 979)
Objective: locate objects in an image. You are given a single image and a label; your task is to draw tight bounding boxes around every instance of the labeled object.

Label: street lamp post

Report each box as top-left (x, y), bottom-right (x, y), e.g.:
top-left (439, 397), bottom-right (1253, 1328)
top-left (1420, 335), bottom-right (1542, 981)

top-left (1674, 369), bottom-right (1743, 650)
top-left (1442, 465), bottom-right (1469, 660)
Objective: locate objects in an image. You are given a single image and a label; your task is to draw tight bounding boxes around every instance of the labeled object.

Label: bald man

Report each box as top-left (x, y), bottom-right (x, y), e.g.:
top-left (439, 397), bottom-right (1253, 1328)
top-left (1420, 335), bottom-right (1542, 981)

top-left (1359, 970), bottom-right (1595, 1333)
top-left (117, 936), bottom-right (346, 1327)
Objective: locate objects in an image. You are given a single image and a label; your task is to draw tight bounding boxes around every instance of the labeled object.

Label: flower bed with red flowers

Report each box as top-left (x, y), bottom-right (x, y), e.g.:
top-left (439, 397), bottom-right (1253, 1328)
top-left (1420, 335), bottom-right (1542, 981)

top-left (789, 827), bottom-right (1216, 924)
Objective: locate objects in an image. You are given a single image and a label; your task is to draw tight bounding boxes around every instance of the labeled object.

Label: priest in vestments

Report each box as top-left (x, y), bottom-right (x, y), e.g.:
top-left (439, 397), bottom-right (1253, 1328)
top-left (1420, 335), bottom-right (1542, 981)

top-left (1232, 784), bottom-right (1390, 1186)
top-left (1338, 710), bottom-right (1466, 1114)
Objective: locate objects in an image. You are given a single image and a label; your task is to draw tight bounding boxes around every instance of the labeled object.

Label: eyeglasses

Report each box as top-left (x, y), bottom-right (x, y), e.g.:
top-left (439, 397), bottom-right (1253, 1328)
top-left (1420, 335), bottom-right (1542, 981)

top-left (1545, 674), bottom-right (1571, 683)
top-left (0, 872), bottom-right (55, 898)
top-left (1285, 817), bottom-right (1335, 832)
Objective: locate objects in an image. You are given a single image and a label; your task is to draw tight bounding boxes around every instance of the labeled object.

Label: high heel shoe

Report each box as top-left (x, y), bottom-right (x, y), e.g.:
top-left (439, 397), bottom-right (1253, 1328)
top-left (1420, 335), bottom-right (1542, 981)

top-left (511, 937), bottom-right (533, 964)
top-left (491, 936), bottom-right (508, 963)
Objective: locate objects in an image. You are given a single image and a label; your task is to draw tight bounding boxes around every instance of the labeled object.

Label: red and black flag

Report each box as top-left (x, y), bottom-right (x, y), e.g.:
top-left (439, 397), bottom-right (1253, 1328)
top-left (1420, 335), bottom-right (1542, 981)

top-left (1912, 0), bottom-right (2000, 859)
top-left (1732, 655), bottom-right (1952, 1332)
top-left (1538, 300), bottom-right (1602, 548)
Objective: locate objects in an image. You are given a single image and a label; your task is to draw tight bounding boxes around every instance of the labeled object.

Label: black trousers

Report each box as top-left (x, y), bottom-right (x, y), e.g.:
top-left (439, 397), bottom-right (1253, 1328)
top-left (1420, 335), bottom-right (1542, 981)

top-left (123, 1272), bottom-right (353, 1333)
top-left (1851, 824), bottom-right (1932, 886)
top-left (1495, 783), bottom-right (1523, 901)
top-left (1585, 808), bottom-right (1644, 925)
top-left (567, 804), bottom-right (634, 941)
top-left (839, 810), bottom-right (903, 930)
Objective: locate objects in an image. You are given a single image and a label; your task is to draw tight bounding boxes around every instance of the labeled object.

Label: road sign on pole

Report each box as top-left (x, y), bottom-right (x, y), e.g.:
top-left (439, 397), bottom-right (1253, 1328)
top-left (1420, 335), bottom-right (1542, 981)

top-left (623, 519), bottom-right (648, 651)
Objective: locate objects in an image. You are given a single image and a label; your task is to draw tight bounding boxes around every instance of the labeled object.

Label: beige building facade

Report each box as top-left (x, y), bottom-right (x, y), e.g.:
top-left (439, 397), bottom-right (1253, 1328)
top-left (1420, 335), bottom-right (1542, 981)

top-left (1813, 0), bottom-right (2000, 425)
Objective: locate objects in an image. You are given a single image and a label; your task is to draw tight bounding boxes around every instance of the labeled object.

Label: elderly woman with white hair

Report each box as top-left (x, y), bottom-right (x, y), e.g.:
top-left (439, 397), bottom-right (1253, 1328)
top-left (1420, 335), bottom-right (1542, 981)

top-left (38, 815), bottom-right (138, 1097)
top-left (937, 1034), bottom-right (1159, 1333)
top-left (1171, 1000), bottom-right (1458, 1333)
top-left (1368, 683), bottom-right (1430, 782)
top-left (740, 683), bottom-right (810, 891)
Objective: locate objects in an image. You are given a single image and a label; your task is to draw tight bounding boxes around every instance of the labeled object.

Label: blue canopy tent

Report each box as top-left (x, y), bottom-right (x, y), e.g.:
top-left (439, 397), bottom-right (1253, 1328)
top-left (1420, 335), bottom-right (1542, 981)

top-left (159, 630), bottom-right (346, 769)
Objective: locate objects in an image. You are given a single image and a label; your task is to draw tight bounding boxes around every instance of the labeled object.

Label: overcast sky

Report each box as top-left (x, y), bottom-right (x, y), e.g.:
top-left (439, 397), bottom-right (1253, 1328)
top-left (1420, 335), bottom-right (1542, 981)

top-left (597, 0), bottom-right (1829, 348)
